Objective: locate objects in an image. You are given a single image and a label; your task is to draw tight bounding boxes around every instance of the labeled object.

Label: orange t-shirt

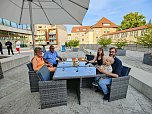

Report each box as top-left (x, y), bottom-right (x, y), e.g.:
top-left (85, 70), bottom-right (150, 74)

top-left (31, 56), bottom-right (45, 70)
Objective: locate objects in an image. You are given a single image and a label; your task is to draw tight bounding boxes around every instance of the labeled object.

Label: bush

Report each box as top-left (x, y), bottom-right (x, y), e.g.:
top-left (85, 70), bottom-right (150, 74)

top-left (20, 44), bottom-right (27, 48)
top-left (68, 40), bottom-right (79, 47)
top-left (97, 37), bottom-right (112, 47)
top-left (136, 25), bottom-right (152, 48)
top-left (65, 42), bottom-right (68, 47)
top-left (115, 39), bottom-right (127, 49)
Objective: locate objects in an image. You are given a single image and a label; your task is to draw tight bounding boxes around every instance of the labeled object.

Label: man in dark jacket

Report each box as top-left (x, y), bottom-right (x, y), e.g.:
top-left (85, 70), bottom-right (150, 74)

top-left (5, 41), bottom-right (14, 55)
top-left (0, 42), bottom-right (3, 55)
top-left (97, 47), bottom-right (122, 100)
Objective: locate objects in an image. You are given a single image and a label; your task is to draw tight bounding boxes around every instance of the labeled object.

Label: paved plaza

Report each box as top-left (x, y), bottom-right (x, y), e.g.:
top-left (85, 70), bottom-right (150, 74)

top-left (0, 49), bottom-right (152, 114)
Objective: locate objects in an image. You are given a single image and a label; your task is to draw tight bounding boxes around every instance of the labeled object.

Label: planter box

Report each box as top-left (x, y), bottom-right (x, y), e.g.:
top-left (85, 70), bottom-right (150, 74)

top-left (0, 55), bottom-right (29, 79)
top-left (116, 49), bottom-right (126, 56)
top-left (143, 53), bottom-right (152, 66)
top-left (103, 47), bottom-right (109, 51)
top-left (73, 48), bottom-right (79, 52)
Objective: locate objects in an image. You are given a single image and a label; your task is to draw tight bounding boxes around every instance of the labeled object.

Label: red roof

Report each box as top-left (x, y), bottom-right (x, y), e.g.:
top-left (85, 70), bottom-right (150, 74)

top-left (102, 25), bottom-right (148, 36)
top-left (92, 17), bottom-right (118, 28)
top-left (71, 26), bottom-right (91, 33)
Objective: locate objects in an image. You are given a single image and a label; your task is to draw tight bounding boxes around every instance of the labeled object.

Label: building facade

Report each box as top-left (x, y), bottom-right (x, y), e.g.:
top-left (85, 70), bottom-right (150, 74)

top-left (85, 17), bottom-right (117, 44)
top-left (0, 18), bottom-right (32, 47)
top-left (102, 26), bottom-right (148, 44)
top-left (67, 33), bottom-right (72, 42)
top-left (70, 17), bottom-right (117, 44)
top-left (35, 24), bottom-right (67, 47)
top-left (71, 26), bottom-right (90, 44)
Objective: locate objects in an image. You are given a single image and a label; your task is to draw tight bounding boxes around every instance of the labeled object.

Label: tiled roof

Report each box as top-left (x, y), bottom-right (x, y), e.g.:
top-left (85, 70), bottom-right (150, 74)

top-left (102, 25), bottom-right (148, 36)
top-left (71, 26), bottom-right (91, 33)
top-left (92, 17), bottom-right (118, 28)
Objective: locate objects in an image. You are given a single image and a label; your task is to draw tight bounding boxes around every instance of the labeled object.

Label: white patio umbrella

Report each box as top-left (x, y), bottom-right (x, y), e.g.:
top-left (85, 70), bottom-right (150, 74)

top-left (0, 0), bottom-right (90, 49)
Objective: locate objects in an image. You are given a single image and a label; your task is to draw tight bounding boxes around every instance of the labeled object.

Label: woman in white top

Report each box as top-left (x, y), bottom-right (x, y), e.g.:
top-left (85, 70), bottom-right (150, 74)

top-left (15, 40), bottom-right (21, 54)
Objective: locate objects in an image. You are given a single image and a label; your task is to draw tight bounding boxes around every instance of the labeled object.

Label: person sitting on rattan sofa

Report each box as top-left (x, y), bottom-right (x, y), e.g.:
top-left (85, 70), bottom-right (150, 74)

top-left (43, 45), bottom-right (63, 67)
top-left (97, 47), bottom-right (122, 100)
top-left (31, 47), bottom-right (56, 72)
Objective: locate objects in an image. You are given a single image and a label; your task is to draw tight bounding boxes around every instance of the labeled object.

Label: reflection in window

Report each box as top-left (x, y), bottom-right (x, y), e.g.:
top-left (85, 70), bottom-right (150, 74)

top-left (3, 19), bottom-right (11, 26)
top-left (0, 18), bottom-right (3, 24)
top-left (18, 24), bottom-right (23, 29)
top-left (11, 22), bottom-right (17, 28)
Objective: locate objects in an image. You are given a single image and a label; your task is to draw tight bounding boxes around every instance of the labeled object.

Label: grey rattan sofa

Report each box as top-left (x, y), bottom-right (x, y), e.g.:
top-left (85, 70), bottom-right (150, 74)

top-left (85, 65), bottom-right (131, 102)
top-left (27, 63), bottom-right (67, 109)
top-left (27, 63), bottom-right (39, 92)
top-left (108, 66), bottom-right (131, 102)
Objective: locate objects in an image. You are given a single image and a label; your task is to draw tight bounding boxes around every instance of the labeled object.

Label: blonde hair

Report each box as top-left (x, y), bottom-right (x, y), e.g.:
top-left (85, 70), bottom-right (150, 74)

top-left (34, 47), bottom-right (42, 55)
top-left (106, 56), bottom-right (114, 64)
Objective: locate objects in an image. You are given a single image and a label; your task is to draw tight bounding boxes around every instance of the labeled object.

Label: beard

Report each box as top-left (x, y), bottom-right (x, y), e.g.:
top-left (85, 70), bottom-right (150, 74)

top-left (109, 54), bottom-right (115, 58)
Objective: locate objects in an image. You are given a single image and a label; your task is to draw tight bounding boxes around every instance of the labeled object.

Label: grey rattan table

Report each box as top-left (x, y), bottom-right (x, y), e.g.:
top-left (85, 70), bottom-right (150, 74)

top-left (57, 61), bottom-right (93, 68)
top-left (53, 67), bottom-right (105, 104)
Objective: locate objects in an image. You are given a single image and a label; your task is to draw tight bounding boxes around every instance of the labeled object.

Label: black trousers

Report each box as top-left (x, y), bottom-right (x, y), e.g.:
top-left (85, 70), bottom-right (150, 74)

top-left (7, 46), bottom-right (14, 55)
top-left (0, 48), bottom-right (3, 55)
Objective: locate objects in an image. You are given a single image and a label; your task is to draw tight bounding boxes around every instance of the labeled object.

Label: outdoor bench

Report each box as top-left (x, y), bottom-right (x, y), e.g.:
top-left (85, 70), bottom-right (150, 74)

top-left (27, 63), bottom-right (67, 109)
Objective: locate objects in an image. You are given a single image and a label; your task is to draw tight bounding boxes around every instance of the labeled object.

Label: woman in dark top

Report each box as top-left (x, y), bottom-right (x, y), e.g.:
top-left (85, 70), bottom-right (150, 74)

top-left (87, 47), bottom-right (105, 66)
top-left (0, 42), bottom-right (3, 55)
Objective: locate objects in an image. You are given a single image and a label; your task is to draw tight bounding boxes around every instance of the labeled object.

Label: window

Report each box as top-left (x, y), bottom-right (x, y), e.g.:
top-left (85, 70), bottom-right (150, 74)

top-left (3, 19), bottom-right (11, 26)
top-left (96, 30), bottom-right (100, 34)
top-left (134, 31), bottom-right (138, 37)
top-left (38, 26), bottom-right (42, 28)
top-left (82, 39), bottom-right (84, 41)
top-left (103, 23), bottom-right (110, 26)
top-left (0, 18), bottom-right (3, 24)
top-left (104, 28), bottom-right (110, 33)
top-left (18, 24), bottom-right (23, 29)
top-left (76, 29), bottom-right (80, 32)
top-left (130, 32), bottom-right (134, 36)
top-left (11, 22), bottom-right (17, 28)
top-left (125, 33), bottom-right (128, 37)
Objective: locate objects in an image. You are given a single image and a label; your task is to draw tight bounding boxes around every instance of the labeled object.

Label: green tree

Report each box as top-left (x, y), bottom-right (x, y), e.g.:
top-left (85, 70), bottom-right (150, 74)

top-left (148, 19), bottom-right (151, 25)
top-left (136, 25), bottom-right (152, 48)
top-left (68, 40), bottom-right (79, 47)
top-left (65, 42), bottom-right (68, 47)
top-left (119, 12), bottom-right (146, 30)
top-left (97, 37), bottom-right (112, 47)
top-left (115, 39), bottom-right (127, 49)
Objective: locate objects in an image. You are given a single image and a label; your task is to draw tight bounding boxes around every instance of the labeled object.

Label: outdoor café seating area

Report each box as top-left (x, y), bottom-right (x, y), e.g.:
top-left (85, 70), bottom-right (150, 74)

top-left (27, 57), bottom-right (131, 109)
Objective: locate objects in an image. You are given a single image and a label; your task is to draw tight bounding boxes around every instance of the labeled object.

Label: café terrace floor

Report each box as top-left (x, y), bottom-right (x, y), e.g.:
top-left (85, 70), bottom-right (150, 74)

top-left (0, 50), bottom-right (152, 114)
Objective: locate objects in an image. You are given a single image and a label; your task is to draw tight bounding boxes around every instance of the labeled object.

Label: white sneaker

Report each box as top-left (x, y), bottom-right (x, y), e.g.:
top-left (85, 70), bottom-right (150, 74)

top-left (92, 82), bottom-right (98, 86)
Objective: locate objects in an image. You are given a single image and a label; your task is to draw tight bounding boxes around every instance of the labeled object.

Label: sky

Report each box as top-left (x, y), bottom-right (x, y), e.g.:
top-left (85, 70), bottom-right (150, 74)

top-left (66, 0), bottom-right (152, 33)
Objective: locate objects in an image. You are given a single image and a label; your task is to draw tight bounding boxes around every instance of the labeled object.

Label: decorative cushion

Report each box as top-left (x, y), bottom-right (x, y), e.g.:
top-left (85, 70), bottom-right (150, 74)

top-left (121, 66), bottom-right (131, 76)
top-left (36, 65), bottom-right (51, 81)
top-left (27, 63), bottom-right (34, 71)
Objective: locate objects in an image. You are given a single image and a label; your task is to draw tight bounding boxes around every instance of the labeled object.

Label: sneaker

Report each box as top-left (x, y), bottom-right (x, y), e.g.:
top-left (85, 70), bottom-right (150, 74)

top-left (103, 94), bottom-right (109, 100)
top-left (92, 82), bottom-right (98, 87)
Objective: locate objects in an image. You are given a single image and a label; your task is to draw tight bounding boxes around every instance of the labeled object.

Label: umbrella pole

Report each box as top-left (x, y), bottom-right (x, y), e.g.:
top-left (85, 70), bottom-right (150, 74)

top-left (28, 0), bottom-right (35, 50)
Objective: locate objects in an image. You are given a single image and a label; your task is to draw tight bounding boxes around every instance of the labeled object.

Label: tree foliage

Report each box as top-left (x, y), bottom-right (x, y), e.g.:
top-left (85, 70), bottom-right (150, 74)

top-left (97, 37), bottom-right (112, 47)
top-left (115, 39), bottom-right (127, 49)
top-left (118, 12), bottom-right (146, 30)
top-left (136, 25), bottom-right (152, 48)
top-left (67, 40), bottom-right (79, 47)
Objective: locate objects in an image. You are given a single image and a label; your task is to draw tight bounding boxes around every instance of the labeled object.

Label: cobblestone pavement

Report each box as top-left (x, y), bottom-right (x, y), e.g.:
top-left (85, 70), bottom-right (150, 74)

top-left (0, 49), bottom-right (152, 114)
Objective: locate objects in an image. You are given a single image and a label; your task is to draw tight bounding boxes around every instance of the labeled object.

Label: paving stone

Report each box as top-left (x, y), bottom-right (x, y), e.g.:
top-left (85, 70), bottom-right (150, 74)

top-left (0, 50), bottom-right (152, 114)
